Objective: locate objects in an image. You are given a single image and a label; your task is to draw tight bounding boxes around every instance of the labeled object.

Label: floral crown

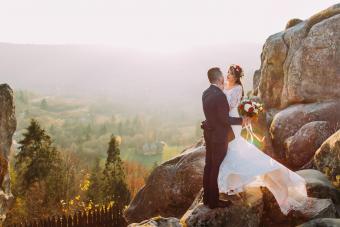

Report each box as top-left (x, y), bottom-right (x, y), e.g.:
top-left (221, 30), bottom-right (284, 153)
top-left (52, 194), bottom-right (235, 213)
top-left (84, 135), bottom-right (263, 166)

top-left (230, 64), bottom-right (244, 78)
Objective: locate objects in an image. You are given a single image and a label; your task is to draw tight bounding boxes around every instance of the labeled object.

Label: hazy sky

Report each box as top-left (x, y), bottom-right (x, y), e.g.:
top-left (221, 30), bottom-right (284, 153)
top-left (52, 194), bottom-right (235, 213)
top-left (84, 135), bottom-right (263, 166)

top-left (0, 0), bottom-right (338, 52)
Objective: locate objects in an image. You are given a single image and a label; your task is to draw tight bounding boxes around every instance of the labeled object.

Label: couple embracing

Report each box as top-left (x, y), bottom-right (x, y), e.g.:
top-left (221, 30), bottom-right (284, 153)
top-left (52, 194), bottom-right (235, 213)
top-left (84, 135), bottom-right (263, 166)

top-left (201, 65), bottom-right (312, 214)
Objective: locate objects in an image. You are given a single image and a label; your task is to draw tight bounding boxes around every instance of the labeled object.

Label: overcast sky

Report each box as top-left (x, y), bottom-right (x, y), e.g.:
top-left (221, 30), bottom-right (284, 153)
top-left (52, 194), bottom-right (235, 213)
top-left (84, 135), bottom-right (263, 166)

top-left (0, 0), bottom-right (338, 52)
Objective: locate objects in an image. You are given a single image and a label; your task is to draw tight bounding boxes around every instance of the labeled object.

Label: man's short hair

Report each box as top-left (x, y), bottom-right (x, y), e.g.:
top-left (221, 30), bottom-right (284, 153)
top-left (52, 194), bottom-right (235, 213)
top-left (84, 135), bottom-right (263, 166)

top-left (207, 67), bottom-right (222, 83)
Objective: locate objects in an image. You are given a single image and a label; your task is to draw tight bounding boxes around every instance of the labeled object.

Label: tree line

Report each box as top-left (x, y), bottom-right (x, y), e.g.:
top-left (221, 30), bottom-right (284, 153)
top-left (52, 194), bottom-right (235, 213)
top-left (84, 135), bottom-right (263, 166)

top-left (5, 119), bottom-right (142, 226)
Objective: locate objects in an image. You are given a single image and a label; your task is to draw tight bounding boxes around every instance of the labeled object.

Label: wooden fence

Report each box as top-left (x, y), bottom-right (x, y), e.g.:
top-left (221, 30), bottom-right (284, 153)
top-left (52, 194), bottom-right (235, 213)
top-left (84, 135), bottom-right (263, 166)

top-left (8, 204), bottom-right (127, 227)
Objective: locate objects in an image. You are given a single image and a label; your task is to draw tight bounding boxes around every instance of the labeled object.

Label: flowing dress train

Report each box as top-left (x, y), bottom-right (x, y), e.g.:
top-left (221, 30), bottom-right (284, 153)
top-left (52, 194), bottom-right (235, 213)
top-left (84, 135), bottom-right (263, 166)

top-left (217, 85), bottom-right (310, 215)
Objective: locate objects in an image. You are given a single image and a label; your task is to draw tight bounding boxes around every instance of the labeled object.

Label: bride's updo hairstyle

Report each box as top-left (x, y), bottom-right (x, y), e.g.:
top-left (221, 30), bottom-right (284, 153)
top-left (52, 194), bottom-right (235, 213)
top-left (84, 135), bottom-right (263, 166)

top-left (228, 64), bottom-right (245, 97)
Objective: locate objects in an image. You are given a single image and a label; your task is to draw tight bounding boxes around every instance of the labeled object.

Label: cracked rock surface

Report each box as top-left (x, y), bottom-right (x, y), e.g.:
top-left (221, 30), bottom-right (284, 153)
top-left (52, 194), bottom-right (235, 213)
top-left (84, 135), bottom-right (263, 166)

top-left (0, 84), bottom-right (16, 223)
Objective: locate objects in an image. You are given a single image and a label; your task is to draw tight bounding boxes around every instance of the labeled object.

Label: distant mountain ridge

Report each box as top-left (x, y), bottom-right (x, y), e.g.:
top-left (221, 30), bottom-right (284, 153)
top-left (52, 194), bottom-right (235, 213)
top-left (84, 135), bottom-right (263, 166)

top-left (0, 42), bottom-right (261, 114)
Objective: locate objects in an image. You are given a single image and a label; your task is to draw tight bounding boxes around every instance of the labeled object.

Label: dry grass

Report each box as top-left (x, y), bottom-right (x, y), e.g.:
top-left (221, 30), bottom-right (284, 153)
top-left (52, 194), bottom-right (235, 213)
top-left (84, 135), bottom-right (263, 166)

top-left (285, 18), bottom-right (303, 29)
top-left (305, 5), bottom-right (340, 34)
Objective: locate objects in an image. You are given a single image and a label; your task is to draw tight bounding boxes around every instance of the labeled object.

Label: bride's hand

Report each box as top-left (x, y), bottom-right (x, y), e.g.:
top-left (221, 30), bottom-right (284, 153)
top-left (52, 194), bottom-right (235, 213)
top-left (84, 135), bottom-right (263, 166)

top-left (242, 117), bottom-right (251, 126)
top-left (242, 117), bottom-right (247, 127)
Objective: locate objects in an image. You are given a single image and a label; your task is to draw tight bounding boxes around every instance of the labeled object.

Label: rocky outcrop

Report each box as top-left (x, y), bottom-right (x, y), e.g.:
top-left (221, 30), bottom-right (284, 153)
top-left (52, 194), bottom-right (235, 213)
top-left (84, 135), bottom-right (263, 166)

top-left (260, 169), bottom-right (338, 227)
top-left (253, 69), bottom-right (261, 93)
top-left (261, 191), bottom-right (335, 227)
top-left (314, 130), bottom-right (340, 187)
top-left (124, 140), bottom-right (205, 224)
top-left (252, 4), bottom-right (340, 168)
top-left (269, 101), bottom-right (340, 167)
top-left (181, 188), bottom-right (263, 227)
top-left (128, 217), bottom-right (181, 227)
top-left (126, 4), bottom-right (340, 227)
top-left (284, 121), bottom-right (334, 168)
top-left (0, 84), bottom-right (16, 223)
top-left (297, 170), bottom-right (340, 205)
top-left (297, 218), bottom-right (340, 227)
top-left (255, 4), bottom-right (340, 109)
top-left (127, 167), bottom-right (338, 227)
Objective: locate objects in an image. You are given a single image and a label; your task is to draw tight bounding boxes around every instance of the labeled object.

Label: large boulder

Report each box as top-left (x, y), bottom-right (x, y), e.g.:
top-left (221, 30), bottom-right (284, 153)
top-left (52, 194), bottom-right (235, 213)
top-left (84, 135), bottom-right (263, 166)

top-left (124, 140), bottom-right (205, 224)
top-left (181, 187), bottom-right (263, 227)
top-left (260, 169), bottom-right (338, 227)
top-left (252, 4), bottom-right (340, 169)
top-left (297, 218), bottom-right (340, 227)
top-left (128, 217), bottom-right (181, 227)
top-left (257, 30), bottom-right (288, 108)
top-left (297, 169), bottom-right (340, 205)
top-left (0, 84), bottom-right (16, 223)
top-left (284, 121), bottom-right (334, 168)
top-left (314, 130), bottom-right (340, 188)
top-left (269, 101), bottom-right (340, 167)
top-left (261, 189), bottom-right (336, 227)
top-left (256, 4), bottom-right (340, 109)
top-left (134, 171), bottom-right (338, 227)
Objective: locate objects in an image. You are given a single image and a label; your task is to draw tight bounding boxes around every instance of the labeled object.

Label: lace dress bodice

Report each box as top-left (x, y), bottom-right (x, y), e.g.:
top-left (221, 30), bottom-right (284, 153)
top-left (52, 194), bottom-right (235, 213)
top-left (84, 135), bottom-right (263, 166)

top-left (223, 85), bottom-right (243, 136)
top-left (223, 85), bottom-right (243, 115)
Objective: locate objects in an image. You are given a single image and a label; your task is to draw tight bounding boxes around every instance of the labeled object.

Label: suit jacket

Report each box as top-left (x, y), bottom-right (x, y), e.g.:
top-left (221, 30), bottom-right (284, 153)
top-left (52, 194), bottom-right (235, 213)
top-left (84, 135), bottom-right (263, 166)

top-left (202, 84), bottom-right (243, 143)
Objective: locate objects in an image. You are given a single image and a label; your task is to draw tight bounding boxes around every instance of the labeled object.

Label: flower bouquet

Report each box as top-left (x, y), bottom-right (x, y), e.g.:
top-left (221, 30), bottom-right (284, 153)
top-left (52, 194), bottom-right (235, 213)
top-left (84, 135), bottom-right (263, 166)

top-left (238, 99), bottom-right (264, 118)
top-left (238, 98), bottom-right (265, 143)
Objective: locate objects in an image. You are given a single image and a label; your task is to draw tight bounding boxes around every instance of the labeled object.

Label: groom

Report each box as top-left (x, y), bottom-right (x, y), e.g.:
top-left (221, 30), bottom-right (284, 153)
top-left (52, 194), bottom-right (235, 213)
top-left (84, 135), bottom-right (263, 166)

top-left (201, 67), bottom-right (246, 209)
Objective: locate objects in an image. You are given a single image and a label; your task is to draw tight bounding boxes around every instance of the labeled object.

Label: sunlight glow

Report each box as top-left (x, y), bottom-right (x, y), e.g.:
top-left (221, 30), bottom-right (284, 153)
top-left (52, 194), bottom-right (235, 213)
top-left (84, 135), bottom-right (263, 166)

top-left (0, 0), bottom-right (338, 52)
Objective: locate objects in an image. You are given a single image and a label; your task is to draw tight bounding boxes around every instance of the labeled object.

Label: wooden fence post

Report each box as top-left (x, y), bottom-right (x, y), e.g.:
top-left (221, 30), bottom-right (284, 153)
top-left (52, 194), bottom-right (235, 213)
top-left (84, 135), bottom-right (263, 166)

top-left (56, 216), bottom-right (62, 227)
top-left (66, 213), bottom-right (72, 227)
top-left (9, 202), bottom-right (129, 227)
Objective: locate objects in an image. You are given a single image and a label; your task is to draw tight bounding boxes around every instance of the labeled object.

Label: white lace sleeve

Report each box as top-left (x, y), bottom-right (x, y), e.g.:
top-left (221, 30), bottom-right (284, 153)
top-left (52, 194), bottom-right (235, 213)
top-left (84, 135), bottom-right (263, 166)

top-left (226, 85), bottom-right (243, 109)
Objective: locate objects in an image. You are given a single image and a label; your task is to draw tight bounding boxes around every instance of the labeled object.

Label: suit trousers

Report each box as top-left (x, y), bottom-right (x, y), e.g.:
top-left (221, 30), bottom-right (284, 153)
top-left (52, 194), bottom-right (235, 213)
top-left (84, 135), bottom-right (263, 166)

top-left (203, 131), bottom-right (228, 208)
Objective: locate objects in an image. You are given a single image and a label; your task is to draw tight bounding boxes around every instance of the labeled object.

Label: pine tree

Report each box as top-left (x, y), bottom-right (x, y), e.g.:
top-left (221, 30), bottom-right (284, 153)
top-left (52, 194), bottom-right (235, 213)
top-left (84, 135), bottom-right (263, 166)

top-left (15, 119), bottom-right (60, 192)
top-left (14, 118), bottom-right (64, 218)
top-left (87, 157), bottom-right (104, 203)
top-left (102, 135), bottom-right (131, 209)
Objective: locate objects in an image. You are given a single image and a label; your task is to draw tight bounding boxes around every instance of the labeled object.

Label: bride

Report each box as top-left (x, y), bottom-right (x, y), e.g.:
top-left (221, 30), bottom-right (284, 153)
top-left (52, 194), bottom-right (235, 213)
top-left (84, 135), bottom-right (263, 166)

top-left (217, 64), bottom-right (310, 215)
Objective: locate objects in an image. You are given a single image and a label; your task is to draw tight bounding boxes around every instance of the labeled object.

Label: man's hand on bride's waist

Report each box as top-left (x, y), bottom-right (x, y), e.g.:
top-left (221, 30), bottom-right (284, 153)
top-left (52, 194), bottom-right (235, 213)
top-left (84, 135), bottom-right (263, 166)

top-left (201, 120), bottom-right (214, 131)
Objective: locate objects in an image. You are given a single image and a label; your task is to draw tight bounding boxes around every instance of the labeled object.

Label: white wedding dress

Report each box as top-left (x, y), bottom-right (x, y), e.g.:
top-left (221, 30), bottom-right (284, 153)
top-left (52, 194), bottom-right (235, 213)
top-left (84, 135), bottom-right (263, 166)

top-left (217, 85), bottom-right (309, 215)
